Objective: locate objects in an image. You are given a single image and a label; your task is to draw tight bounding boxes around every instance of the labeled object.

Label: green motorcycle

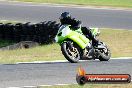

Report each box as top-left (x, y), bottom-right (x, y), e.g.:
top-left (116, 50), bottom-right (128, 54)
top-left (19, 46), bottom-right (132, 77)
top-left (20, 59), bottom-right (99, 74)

top-left (55, 25), bottom-right (111, 63)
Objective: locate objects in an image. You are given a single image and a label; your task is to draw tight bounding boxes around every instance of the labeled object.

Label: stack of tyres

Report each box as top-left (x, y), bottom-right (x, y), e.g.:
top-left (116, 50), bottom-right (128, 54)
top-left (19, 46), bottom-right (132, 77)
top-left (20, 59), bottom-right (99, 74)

top-left (49, 21), bottom-right (60, 43)
top-left (0, 21), bottom-right (60, 44)
top-left (14, 23), bottom-right (23, 42)
top-left (0, 23), bottom-right (4, 39)
top-left (20, 22), bottom-right (29, 41)
top-left (31, 24), bottom-right (38, 42)
top-left (28, 23), bottom-right (37, 41)
top-left (1, 23), bottom-right (6, 40)
top-left (46, 21), bottom-right (56, 43)
top-left (38, 21), bottom-right (49, 44)
top-left (23, 22), bottom-right (34, 41)
top-left (43, 21), bottom-right (52, 44)
top-left (35, 22), bottom-right (43, 43)
top-left (3, 23), bottom-right (14, 41)
top-left (4, 23), bottom-right (9, 40)
top-left (34, 21), bottom-right (60, 44)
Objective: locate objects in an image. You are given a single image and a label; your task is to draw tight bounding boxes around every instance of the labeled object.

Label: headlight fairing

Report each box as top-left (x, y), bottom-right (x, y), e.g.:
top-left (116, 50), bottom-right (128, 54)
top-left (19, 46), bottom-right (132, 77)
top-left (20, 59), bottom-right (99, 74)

top-left (61, 27), bottom-right (71, 37)
top-left (55, 36), bottom-right (58, 42)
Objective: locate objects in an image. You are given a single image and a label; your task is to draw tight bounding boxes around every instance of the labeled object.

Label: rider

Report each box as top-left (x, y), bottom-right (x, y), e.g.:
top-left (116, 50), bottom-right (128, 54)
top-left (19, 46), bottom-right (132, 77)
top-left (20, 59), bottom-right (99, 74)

top-left (59, 12), bottom-right (99, 47)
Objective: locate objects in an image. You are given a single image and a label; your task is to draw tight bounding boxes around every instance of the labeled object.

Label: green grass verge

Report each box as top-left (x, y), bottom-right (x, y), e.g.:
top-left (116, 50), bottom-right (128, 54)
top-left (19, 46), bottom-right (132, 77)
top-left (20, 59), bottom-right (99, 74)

top-left (15, 0), bottom-right (132, 8)
top-left (99, 29), bottom-right (132, 57)
top-left (41, 84), bottom-right (132, 88)
top-left (0, 28), bottom-right (132, 64)
top-left (0, 43), bottom-right (63, 64)
top-left (0, 20), bottom-right (22, 24)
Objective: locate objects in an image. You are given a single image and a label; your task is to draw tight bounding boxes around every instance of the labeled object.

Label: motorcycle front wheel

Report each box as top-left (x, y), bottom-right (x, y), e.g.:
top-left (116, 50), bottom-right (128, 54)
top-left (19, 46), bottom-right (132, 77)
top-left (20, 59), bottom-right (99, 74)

top-left (61, 41), bottom-right (82, 63)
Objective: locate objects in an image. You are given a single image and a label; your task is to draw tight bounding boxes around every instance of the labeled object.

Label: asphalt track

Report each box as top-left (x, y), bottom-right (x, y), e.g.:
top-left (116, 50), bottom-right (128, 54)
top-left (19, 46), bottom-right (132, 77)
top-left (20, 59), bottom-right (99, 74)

top-left (0, 1), bottom-right (132, 29)
top-left (0, 1), bottom-right (132, 88)
top-left (0, 59), bottom-right (132, 88)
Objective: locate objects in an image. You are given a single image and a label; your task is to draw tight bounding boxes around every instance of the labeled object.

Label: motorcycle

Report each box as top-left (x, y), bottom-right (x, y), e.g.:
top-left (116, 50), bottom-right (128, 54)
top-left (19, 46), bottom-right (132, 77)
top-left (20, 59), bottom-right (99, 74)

top-left (55, 25), bottom-right (111, 63)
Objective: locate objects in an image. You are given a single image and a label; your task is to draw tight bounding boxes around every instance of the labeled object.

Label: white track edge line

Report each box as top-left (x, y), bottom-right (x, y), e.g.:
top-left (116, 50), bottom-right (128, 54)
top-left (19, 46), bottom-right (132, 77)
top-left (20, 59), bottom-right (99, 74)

top-left (8, 81), bottom-right (132, 88)
top-left (16, 57), bottom-right (132, 64)
top-left (8, 83), bottom-right (77, 88)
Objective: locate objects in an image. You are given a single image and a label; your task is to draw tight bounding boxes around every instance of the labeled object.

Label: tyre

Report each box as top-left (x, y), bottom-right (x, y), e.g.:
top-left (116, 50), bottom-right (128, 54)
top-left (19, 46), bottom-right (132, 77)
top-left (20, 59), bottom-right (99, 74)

top-left (97, 42), bottom-right (111, 61)
top-left (61, 41), bottom-right (82, 63)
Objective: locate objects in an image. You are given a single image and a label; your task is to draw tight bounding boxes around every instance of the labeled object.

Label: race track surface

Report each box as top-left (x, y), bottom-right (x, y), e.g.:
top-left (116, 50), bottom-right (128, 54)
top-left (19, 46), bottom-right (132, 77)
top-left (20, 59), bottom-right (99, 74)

top-left (0, 59), bottom-right (132, 87)
top-left (0, 2), bottom-right (132, 29)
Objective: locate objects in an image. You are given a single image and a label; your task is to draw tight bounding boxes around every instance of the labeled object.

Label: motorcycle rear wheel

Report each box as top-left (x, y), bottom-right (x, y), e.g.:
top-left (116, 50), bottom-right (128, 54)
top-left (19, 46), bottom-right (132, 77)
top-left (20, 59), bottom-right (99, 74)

top-left (97, 42), bottom-right (111, 61)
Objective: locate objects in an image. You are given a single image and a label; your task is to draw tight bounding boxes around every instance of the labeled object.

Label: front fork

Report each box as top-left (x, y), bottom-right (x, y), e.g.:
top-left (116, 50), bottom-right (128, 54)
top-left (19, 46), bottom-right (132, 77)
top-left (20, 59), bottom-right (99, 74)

top-left (65, 41), bottom-right (77, 52)
top-left (67, 41), bottom-right (73, 50)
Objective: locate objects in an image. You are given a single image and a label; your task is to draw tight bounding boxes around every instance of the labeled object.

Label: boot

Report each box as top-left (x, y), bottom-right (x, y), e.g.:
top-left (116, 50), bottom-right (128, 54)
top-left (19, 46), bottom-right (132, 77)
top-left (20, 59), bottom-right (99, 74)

top-left (92, 38), bottom-right (99, 48)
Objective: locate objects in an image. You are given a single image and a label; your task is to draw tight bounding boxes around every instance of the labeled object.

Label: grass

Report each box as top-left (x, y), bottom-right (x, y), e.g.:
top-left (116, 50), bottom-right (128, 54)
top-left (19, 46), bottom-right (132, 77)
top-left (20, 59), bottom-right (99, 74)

top-left (99, 29), bottom-right (132, 57)
top-left (41, 84), bottom-right (132, 88)
top-left (15, 0), bottom-right (132, 8)
top-left (0, 20), bottom-right (22, 24)
top-left (0, 43), bottom-right (64, 64)
top-left (0, 28), bottom-right (131, 64)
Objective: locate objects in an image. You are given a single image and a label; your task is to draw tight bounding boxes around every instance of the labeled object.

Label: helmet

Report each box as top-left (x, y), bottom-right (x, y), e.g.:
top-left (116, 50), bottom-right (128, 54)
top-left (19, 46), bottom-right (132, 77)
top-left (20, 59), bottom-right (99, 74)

top-left (59, 12), bottom-right (71, 20)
